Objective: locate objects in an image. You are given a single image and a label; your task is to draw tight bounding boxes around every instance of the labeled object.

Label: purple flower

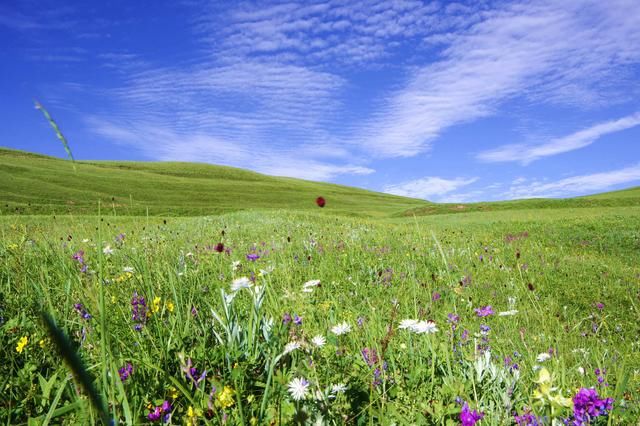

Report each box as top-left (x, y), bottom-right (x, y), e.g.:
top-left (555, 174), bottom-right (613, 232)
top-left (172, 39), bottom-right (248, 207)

top-left (147, 400), bottom-right (171, 422)
top-left (293, 314), bottom-right (303, 326)
top-left (357, 316), bottom-right (365, 327)
top-left (72, 250), bottom-right (84, 263)
top-left (432, 292), bottom-right (441, 301)
top-left (460, 402), bottom-right (484, 426)
top-left (570, 388), bottom-right (613, 424)
top-left (480, 324), bottom-right (491, 334)
top-left (361, 347), bottom-right (379, 367)
top-left (180, 355), bottom-right (207, 387)
top-left (246, 253), bottom-right (260, 262)
top-left (514, 411), bottom-right (540, 425)
top-left (282, 312), bottom-right (292, 325)
top-left (131, 292), bottom-right (147, 330)
top-left (73, 303), bottom-right (92, 320)
top-left (214, 242), bottom-right (224, 253)
top-left (596, 302), bottom-right (604, 310)
top-left (474, 305), bottom-right (494, 317)
top-left (118, 363), bottom-right (133, 382)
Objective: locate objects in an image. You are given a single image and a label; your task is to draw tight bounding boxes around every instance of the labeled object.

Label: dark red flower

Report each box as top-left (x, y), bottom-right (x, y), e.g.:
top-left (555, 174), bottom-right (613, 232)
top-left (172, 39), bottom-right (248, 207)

top-left (214, 243), bottom-right (224, 253)
top-left (316, 196), bottom-right (326, 207)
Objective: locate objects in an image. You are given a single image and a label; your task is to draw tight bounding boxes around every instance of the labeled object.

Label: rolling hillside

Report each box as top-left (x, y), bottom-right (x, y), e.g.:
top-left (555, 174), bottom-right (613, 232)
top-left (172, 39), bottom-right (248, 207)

top-left (1, 148), bottom-right (638, 218)
top-left (0, 148), bottom-right (428, 217)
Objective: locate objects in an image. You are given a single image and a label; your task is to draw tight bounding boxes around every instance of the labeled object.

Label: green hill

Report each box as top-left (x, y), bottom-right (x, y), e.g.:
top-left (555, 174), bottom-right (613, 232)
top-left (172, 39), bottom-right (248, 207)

top-left (398, 187), bottom-right (640, 217)
top-left (2, 147), bottom-right (638, 218)
top-left (0, 148), bottom-right (429, 217)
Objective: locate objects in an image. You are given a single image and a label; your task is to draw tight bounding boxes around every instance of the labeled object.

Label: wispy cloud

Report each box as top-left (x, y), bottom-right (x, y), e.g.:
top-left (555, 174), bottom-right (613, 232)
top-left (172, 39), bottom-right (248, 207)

top-left (358, 0), bottom-right (640, 157)
top-left (88, 118), bottom-right (373, 181)
top-left (477, 112), bottom-right (640, 164)
top-left (384, 176), bottom-right (478, 201)
top-left (505, 164), bottom-right (640, 199)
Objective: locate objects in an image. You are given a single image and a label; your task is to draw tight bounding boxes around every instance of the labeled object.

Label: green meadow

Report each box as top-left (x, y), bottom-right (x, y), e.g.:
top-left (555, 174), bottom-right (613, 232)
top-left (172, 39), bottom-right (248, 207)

top-left (1, 148), bottom-right (639, 425)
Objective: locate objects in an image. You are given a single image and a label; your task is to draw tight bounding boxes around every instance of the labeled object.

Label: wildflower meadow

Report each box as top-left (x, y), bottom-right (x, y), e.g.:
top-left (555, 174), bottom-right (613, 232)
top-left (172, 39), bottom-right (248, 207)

top-left (1, 204), bottom-right (639, 424)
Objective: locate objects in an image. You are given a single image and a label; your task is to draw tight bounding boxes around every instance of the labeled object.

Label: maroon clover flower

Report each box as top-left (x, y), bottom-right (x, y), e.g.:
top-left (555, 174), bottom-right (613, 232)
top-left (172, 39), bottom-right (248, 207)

top-left (316, 196), bottom-right (326, 208)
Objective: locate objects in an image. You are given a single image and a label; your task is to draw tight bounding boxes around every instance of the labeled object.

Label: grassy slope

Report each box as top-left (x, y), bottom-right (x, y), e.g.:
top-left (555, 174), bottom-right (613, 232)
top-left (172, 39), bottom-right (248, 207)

top-left (398, 187), bottom-right (640, 217)
top-left (0, 148), bottom-right (428, 217)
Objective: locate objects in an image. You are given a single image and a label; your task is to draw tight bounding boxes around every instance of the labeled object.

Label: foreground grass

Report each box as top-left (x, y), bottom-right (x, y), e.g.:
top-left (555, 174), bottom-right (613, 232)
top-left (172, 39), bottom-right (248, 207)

top-left (1, 207), bottom-right (639, 424)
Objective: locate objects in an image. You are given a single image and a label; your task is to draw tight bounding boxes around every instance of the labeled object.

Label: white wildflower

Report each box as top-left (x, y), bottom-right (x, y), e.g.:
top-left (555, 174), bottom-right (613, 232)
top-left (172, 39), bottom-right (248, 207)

top-left (331, 322), bottom-right (351, 336)
top-left (283, 341), bottom-right (301, 355)
top-left (231, 277), bottom-right (252, 292)
top-left (411, 320), bottom-right (438, 334)
top-left (577, 366), bottom-right (585, 375)
top-left (102, 245), bottom-right (114, 255)
top-left (536, 353), bottom-right (551, 362)
top-left (82, 238), bottom-right (90, 243)
top-left (398, 319), bottom-right (418, 330)
top-left (231, 260), bottom-right (241, 271)
top-left (311, 335), bottom-right (326, 347)
top-left (498, 310), bottom-right (519, 316)
top-left (302, 280), bottom-right (321, 293)
top-left (123, 266), bottom-right (135, 273)
top-left (330, 383), bottom-right (347, 394)
top-left (287, 377), bottom-right (310, 401)
top-left (399, 319), bottom-right (438, 334)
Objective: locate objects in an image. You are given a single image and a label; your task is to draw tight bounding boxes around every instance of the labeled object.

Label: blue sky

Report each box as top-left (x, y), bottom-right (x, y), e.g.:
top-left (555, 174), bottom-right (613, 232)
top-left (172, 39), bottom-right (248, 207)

top-left (1, 0), bottom-right (639, 202)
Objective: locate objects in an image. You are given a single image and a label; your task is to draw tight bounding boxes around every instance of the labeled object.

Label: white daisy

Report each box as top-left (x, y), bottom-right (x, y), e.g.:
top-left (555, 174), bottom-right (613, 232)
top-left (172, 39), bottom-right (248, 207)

top-left (331, 322), bottom-right (351, 336)
top-left (302, 279), bottom-right (321, 291)
top-left (498, 310), bottom-right (519, 316)
top-left (311, 335), bottom-right (326, 347)
top-left (330, 383), bottom-right (347, 394)
top-left (536, 353), bottom-right (551, 362)
top-left (398, 319), bottom-right (418, 330)
top-left (123, 266), bottom-right (135, 273)
top-left (231, 260), bottom-right (241, 271)
top-left (287, 377), bottom-right (310, 401)
top-left (283, 341), bottom-right (301, 355)
top-left (231, 277), bottom-right (252, 292)
top-left (411, 320), bottom-right (438, 334)
top-left (102, 245), bottom-right (114, 255)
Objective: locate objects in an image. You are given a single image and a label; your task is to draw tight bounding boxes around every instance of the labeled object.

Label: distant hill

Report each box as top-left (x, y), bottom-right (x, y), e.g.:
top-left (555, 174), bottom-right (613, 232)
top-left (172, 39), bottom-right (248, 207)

top-left (399, 186), bottom-right (640, 217)
top-left (0, 148), bottom-right (428, 217)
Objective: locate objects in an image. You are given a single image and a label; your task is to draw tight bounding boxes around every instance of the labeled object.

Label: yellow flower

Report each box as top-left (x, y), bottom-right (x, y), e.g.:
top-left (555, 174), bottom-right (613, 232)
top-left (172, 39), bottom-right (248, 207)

top-left (39, 338), bottom-right (47, 349)
top-left (166, 301), bottom-right (175, 313)
top-left (217, 386), bottom-right (235, 409)
top-left (246, 394), bottom-right (255, 403)
top-left (16, 336), bottom-right (28, 353)
top-left (169, 386), bottom-right (179, 399)
top-left (187, 405), bottom-right (201, 419)
top-left (152, 296), bottom-right (161, 314)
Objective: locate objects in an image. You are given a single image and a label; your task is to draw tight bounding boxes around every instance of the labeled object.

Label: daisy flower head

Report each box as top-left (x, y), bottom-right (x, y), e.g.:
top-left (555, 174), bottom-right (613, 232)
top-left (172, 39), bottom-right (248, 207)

top-left (283, 341), bottom-right (301, 355)
top-left (412, 320), bottom-right (438, 334)
top-left (536, 353), bottom-right (551, 362)
top-left (288, 377), bottom-right (310, 401)
top-left (398, 319), bottom-right (418, 330)
top-left (330, 383), bottom-right (347, 394)
top-left (311, 335), bottom-right (326, 347)
top-left (231, 277), bottom-right (252, 292)
top-left (103, 245), bottom-right (114, 255)
top-left (302, 279), bottom-right (321, 293)
top-left (331, 321), bottom-right (352, 336)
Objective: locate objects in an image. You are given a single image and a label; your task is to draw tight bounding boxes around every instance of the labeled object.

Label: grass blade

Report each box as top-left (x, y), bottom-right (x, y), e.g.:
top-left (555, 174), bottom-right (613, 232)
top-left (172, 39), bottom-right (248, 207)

top-left (40, 311), bottom-right (111, 425)
top-left (34, 100), bottom-right (76, 171)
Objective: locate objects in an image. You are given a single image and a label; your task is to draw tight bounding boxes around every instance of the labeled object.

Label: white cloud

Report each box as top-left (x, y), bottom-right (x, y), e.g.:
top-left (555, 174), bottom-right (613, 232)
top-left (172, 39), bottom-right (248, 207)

top-left (505, 164), bottom-right (640, 199)
top-left (357, 0), bottom-right (640, 157)
top-left (88, 118), bottom-right (373, 181)
top-left (384, 176), bottom-right (478, 200)
top-left (477, 112), bottom-right (640, 164)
